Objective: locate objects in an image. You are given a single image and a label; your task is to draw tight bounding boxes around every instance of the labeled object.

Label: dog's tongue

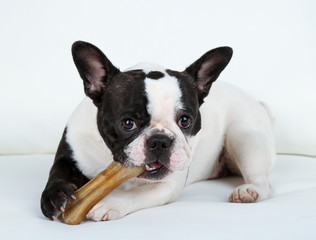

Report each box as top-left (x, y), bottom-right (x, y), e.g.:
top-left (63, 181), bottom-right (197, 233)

top-left (148, 162), bottom-right (161, 169)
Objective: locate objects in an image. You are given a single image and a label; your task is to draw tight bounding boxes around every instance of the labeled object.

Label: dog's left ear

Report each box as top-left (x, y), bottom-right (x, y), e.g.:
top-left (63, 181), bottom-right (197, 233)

top-left (185, 47), bottom-right (233, 104)
top-left (72, 41), bottom-right (120, 105)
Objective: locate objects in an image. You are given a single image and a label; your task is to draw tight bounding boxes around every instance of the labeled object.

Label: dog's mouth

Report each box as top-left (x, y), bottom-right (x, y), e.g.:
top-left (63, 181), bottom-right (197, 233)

top-left (138, 161), bottom-right (170, 180)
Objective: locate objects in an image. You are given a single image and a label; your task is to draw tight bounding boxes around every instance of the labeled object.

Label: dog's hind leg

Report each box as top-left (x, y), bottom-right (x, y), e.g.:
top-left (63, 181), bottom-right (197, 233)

top-left (225, 122), bottom-right (275, 203)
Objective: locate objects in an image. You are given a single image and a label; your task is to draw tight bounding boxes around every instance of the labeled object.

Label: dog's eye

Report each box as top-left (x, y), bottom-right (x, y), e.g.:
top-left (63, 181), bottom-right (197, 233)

top-left (178, 116), bottom-right (191, 129)
top-left (121, 119), bottom-right (137, 131)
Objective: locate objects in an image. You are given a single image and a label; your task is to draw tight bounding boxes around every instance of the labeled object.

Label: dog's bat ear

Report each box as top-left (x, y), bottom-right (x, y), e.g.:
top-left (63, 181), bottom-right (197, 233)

top-left (185, 47), bottom-right (233, 104)
top-left (72, 41), bottom-right (120, 105)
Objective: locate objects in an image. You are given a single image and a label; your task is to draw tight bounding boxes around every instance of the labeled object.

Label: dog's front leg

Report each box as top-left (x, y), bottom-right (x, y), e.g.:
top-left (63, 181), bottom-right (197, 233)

top-left (40, 129), bottom-right (89, 220)
top-left (86, 181), bottom-right (182, 221)
top-left (225, 123), bottom-right (275, 203)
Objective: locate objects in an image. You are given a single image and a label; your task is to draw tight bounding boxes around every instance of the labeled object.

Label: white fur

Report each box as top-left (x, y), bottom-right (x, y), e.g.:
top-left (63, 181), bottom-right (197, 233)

top-left (66, 63), bottom-right (275, 221)
top-left (124, 134), bottom-right (146, 166)
top-left (145, 76), bottom-right (183, 121)
top-left (66, 98), bottom-right (112, 179)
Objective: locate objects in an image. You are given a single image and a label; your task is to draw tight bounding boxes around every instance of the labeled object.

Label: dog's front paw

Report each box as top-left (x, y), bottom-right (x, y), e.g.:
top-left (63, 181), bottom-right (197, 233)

top-left (86, 196), bottom-right (127, 221)
top-left (40, 180), bottom-right (77, 220)
top-left (229, 184), bottom-right (259, 203)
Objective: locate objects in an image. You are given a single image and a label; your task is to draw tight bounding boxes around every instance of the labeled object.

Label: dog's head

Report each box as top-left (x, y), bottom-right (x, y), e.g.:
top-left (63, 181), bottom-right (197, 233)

top-left (72, 41), bottom-right (232, 180)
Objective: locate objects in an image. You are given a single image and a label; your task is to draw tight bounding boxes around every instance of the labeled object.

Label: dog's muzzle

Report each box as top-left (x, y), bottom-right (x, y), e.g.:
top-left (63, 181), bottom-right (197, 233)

top-left (137, 134), bottom-right (174, 180)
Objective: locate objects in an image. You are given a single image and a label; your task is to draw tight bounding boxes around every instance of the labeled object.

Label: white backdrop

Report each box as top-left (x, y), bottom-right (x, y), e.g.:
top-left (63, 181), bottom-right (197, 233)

top-left (0, 0), bottom-right (315, 155)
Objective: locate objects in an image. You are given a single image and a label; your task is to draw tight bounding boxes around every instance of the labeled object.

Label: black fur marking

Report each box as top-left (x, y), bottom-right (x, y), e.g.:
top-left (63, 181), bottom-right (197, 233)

top-left (146, 71), bottom-right (165, 80)
top-left (166, 69), bottom-right (201, 136)
top-left (124, 69), bottom-right (146, 80)
top-left (96, 70), bottom-right (150, 165)
top-left (40, 128), bottom-right (89, 220)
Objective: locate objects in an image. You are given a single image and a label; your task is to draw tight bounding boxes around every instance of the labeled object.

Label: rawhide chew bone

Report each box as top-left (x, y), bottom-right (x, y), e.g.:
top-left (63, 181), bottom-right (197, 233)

top-left (62, 161), bottom-right (145, 225)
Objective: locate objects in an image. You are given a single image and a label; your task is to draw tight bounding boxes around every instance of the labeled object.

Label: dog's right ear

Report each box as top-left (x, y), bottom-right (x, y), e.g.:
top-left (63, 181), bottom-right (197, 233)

top-left (72, 41), bottom-right (120, 105)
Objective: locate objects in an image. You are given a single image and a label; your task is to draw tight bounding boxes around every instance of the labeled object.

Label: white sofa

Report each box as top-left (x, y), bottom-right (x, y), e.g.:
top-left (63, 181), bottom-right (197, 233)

top-left (1, 1), bottom-right (315, 239)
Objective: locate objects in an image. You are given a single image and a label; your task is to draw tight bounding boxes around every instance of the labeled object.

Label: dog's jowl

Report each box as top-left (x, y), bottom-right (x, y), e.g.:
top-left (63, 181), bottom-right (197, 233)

top-left (41, 41), bottom-right (275, 221)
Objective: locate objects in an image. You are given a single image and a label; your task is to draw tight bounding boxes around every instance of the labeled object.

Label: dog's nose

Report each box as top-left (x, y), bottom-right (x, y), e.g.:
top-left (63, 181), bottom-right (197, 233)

top-left (147, 134), bottom-right (173, 154)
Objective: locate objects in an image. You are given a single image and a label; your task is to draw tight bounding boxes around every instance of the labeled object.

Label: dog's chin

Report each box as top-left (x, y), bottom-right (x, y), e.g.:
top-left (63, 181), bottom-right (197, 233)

top-left (137, 161), bottom-right (172, 181)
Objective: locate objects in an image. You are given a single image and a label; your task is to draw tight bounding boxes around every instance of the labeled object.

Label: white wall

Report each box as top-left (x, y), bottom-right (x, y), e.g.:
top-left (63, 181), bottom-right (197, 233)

top-left (0, 0), bottom-right (315, 155)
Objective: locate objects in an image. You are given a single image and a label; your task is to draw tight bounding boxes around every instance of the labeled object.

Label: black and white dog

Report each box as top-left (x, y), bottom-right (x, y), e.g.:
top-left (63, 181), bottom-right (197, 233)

top-left (41, 41), bottom-right (275, 221)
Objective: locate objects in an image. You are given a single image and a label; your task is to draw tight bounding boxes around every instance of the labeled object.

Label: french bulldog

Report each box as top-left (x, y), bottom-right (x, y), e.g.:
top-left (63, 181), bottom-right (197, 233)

top-left (41, 41), bottom-right (275, 222)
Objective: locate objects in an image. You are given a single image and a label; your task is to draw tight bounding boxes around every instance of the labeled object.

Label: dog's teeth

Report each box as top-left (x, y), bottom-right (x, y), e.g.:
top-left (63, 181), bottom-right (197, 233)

top-left (145, 165), bottom-right (155, 172)
top-left (145, 165), bottom-right (150, 171)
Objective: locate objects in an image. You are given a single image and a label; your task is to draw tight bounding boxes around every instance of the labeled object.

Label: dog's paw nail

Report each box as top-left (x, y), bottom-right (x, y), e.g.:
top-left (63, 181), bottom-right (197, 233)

top-left (52, 215), bottom-right (57, 221)
top-left (60, 206), bottom-right (65, 212)
top-left (71, 195), bottom-right (76, 200)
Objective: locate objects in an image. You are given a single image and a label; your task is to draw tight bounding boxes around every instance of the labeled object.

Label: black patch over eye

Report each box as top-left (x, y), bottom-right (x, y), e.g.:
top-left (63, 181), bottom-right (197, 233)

top-left (121, 119), bottom-right (137, 131)
top-left (178, 116), bottom-right (191, 129)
